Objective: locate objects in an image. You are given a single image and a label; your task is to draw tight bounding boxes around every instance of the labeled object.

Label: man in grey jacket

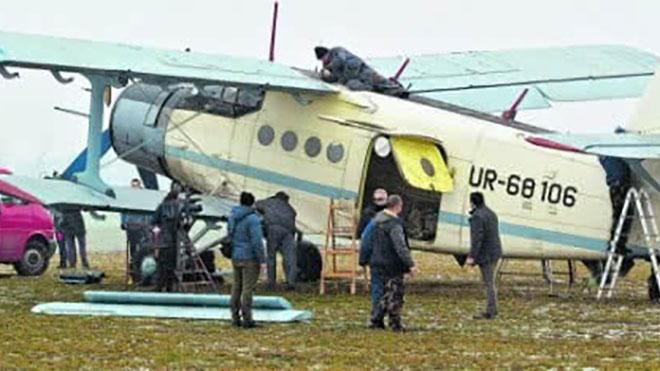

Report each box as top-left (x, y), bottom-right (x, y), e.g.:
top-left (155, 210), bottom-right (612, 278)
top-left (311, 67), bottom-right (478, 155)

top-left (255, 191), bottom-right (297, 290)
top-left (466, 192), bottom-right (502, 320)
top-left (369, 195), bottom-right (419, 331)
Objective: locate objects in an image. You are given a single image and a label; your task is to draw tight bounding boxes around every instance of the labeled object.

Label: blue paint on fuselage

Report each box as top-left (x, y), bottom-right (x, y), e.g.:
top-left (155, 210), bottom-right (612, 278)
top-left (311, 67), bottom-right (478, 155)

top-left (168, 146), bottom-right (610, 253)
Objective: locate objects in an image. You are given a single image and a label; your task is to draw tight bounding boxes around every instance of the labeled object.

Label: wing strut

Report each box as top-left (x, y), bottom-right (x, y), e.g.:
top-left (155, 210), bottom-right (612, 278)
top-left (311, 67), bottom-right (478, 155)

top-left (71, 74), bottom-right (124, 197)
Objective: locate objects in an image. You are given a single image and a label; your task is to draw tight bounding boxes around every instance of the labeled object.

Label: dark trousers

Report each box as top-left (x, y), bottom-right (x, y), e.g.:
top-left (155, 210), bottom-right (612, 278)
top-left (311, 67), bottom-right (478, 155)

top-left (266, 226), bottom-right (297, 286)
top-left (156, 246), bottom-right (177, 292)
top-left (609, 183), bottom-right (633, 253)
top-left (479, 261), bottom-right (498, 316)
top-left (231, 260), bottom-right (260, 324)
top-left (371, 272), bottom-right (405, 329)
top-left (126, 228), bottom-right (148, 263)
top-left (56, 237), bottom-right (67, 268)
top-left (65, 233), bottom-right (88, 269)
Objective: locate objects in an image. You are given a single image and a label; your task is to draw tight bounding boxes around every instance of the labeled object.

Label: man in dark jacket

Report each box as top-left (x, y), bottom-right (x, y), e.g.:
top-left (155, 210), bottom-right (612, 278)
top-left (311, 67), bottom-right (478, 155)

top-left (314, 46), bottom-right (408, 98)
top-left (598, 127), bottom-right (635, 275)
top-left (121, 178), bottom-right (152, 273)
top-left (357, 188), bottom-right (388, 235)
top-left (151, 185), bottom-right (183, 292)
top-left (51, 208), bottom-right (68, 269)
top-left (358, 188), bottom-right (388, 324)
top-left (369, 195), bottom-right (418, 331)
top-left (229, 192), bottom-right (266, 328)
top-left (60, 209), bottom-right (89, 269)
top-left (360, 219), bottom-right (383, 326)
top-left (466, 192), bottom-right (502, 320)
top-left (255, 191), bottom-right (297, 290)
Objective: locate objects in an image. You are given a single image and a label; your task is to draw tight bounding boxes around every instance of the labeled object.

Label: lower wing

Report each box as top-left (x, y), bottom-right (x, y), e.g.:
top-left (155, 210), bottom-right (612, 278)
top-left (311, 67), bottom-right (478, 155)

top-left (0, 175), bottom-right (234, 219)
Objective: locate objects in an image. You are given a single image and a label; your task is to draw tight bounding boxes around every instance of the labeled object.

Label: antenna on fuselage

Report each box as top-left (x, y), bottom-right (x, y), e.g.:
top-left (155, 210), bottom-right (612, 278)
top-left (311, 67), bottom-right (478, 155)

top-left (268, 1), bottom-right (279, 62)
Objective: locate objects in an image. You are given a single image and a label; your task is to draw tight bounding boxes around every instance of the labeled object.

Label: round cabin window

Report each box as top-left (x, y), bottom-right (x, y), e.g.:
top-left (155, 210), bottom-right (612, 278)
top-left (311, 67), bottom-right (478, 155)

top-left (257, 125), bottom-right (275, 146)
top-left (327, 143), bottom-right (345, 163)
top-left (305, 136), bottom-right (322, 157)
top-left (281, 130), bottom-right (298, 152)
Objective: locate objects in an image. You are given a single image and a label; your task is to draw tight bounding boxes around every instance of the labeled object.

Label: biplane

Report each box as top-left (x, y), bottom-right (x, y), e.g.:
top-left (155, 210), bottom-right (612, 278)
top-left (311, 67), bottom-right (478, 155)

top-left (0, 20), bottom-right (659, 274)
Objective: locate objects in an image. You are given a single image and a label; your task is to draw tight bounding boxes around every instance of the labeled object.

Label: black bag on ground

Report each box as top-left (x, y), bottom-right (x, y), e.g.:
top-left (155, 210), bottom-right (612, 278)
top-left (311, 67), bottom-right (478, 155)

top-left (296, 240), bottom-right (322, 282)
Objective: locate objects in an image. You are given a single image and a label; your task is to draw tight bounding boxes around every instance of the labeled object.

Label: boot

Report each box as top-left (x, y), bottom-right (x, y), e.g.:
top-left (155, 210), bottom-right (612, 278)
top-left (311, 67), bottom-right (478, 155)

top-left (368, 320), bottom-right (385, 330)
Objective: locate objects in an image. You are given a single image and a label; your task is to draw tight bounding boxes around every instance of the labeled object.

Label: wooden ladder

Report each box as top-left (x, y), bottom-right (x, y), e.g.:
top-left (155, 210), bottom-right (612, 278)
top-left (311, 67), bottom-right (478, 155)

top-left (174, 236), bottom-right (218, 293)
top-left (320, 199), bottom-right (363, 295)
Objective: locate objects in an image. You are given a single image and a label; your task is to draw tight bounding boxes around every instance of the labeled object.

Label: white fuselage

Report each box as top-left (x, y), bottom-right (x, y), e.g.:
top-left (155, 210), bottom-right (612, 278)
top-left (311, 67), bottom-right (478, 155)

top-left (159, 88), bottom-right (621, 260)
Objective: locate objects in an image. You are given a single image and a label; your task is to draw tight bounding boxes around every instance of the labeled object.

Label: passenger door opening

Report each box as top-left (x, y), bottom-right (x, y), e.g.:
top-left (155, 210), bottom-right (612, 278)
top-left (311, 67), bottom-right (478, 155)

top-left (359, 136), bottom-right (452, 242)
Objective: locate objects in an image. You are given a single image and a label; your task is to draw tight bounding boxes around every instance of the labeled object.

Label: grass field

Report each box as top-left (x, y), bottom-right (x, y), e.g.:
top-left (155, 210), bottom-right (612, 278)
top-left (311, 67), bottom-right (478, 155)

top-left (2, 251), bottom-right (660, 369)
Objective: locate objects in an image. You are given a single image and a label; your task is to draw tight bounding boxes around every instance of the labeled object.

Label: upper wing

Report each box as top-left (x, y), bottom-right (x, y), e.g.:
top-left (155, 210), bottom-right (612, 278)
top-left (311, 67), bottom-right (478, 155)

top-left (0, 175), bottom-right (235, 219)
top-left (0, 30), bottom-right (334, 94)
top-left (368, 45), bottom-right (658, 112)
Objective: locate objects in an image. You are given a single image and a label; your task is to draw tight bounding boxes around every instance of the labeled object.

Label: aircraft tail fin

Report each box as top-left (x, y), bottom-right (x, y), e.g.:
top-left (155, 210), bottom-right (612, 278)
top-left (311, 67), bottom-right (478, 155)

top-left (628, 67), bottom-right (660, 135)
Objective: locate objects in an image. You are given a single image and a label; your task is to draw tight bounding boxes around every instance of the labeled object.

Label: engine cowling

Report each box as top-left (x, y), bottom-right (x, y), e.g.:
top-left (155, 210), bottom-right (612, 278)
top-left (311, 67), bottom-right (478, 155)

top-left (110, 83), bottom-right (173, 177)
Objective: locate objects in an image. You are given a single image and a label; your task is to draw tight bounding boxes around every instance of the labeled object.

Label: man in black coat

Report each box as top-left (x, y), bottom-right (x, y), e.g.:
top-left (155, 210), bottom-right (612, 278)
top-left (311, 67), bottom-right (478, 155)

top-left (466, 192), bottom-right (502, 320)
top-left (151, 185), bottom-right (183, 292)
top-left (357, 188), bottom-right (388, 236)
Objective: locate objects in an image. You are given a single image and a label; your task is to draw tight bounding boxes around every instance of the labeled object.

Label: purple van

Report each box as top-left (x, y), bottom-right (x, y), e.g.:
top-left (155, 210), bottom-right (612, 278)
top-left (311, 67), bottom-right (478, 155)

top-left (0, 171), bottom-right (56, 275)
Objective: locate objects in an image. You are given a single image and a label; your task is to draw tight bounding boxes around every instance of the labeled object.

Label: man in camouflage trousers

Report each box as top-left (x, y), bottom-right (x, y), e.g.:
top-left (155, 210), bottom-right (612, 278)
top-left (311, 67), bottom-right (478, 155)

top-left (369, 195), bottom-right (419, 331)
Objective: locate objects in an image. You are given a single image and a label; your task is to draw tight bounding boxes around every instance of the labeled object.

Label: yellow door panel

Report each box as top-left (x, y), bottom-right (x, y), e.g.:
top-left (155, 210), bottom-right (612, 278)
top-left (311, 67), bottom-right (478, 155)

top-left (390, 137), bottom-right (454, 192)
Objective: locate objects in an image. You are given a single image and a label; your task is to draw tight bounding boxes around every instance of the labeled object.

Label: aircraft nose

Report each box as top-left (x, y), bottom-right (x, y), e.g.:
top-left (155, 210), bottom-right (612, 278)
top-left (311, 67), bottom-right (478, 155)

top-left (110, 83), bottom-right (172, 177)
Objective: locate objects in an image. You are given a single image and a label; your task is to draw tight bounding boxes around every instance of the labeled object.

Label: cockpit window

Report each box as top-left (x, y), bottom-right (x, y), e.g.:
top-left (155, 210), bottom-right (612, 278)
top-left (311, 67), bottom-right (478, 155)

top-left (172, 85), bottom-right (265, 118)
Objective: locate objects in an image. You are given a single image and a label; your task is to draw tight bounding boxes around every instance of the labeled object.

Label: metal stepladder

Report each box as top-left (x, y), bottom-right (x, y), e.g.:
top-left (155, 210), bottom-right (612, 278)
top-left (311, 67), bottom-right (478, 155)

top-left (597, 187), bottom-right (660, 299)
top-left (173, 232), bottom-right (218, 293)
top-left (319, 199), bottom-right (365, 295)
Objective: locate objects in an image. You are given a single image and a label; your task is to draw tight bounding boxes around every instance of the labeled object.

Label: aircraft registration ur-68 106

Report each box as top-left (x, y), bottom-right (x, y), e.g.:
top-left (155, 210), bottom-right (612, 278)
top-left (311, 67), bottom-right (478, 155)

top-left (1, 28), bottom-right (660, 271)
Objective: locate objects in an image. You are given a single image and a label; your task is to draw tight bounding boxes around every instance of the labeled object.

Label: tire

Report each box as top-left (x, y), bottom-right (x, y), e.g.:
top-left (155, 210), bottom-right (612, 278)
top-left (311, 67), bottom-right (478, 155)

top-left (296, 240), bottom-right (322, 282)
top-left (14, 240), bottom-right (50, 276)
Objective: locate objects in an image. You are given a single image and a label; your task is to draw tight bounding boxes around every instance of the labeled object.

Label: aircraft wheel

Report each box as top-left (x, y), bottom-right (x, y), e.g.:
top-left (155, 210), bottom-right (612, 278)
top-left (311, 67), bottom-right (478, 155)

top-left (14, 240), bottom-right (50, 276)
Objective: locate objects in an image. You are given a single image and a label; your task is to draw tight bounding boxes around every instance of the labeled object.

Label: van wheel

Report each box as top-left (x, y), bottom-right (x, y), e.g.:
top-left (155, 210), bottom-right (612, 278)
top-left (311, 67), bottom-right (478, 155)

top-left (14, 240), bottom-right (49, 276)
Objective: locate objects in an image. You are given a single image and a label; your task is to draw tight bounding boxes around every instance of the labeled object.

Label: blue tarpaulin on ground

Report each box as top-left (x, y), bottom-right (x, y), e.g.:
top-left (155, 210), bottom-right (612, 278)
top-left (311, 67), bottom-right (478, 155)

top-left (32, 291), bottom-right (312, 322)
top-left (83, 291), bottom-right (293, 309)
